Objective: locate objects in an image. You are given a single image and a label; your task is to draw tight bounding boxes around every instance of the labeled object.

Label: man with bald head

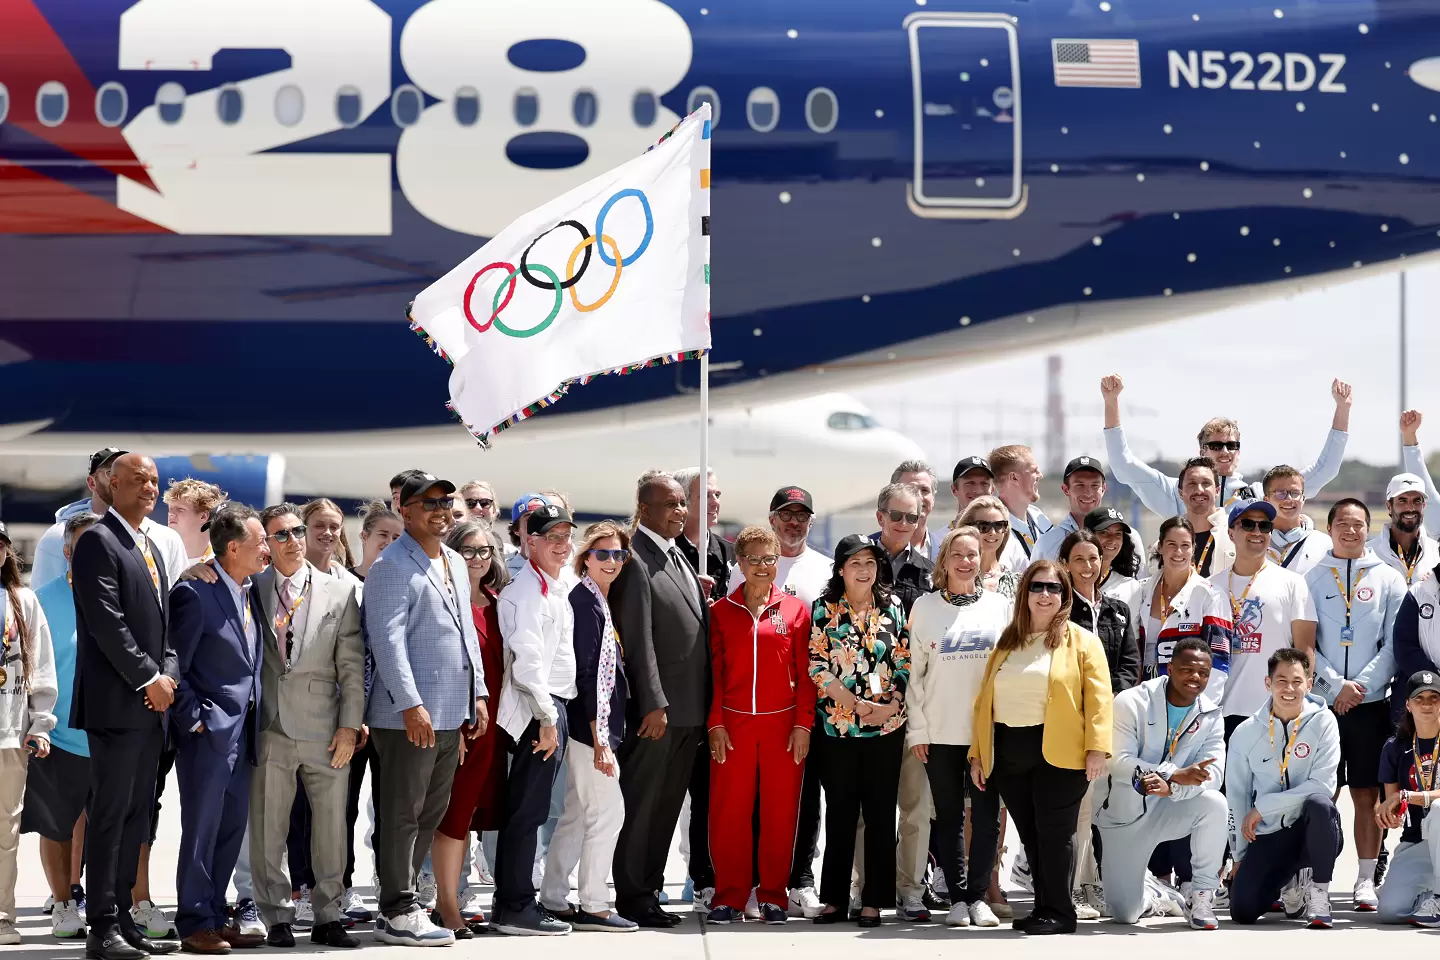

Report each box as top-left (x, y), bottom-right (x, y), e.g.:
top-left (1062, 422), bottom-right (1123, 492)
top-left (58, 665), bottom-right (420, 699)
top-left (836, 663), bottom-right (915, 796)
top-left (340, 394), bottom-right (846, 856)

top-left (70, 454), bottom-right (181, 960)
top-left (609, 473), bottom-right (711, 927)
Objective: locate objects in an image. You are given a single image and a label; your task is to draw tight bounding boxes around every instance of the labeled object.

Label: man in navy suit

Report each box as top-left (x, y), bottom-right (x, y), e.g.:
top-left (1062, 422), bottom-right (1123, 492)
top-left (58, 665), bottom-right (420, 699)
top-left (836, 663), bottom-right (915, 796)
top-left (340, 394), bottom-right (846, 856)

top-left (70, 453), bottom-right (182, 960)
top-left (168, 504), bottom-right (270, 954)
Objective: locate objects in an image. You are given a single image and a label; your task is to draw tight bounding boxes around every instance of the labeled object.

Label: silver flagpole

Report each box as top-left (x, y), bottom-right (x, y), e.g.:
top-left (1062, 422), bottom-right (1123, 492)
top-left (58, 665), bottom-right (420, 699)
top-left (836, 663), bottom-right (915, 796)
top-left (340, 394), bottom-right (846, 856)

top-left (697, 353), bottom-right (710, 571)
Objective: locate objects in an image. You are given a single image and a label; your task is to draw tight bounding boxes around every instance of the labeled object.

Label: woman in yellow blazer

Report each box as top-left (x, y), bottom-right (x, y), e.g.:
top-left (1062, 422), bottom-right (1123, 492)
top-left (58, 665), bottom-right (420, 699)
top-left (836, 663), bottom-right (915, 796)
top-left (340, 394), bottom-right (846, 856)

top-left (968, 559), bottom-right (1113, 936)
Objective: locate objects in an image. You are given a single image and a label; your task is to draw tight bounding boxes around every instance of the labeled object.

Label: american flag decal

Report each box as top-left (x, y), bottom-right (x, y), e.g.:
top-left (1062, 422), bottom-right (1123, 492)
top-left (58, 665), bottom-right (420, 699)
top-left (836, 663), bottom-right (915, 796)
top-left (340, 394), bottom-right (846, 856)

top-left (1052, 39), bottom-right (1142, 88)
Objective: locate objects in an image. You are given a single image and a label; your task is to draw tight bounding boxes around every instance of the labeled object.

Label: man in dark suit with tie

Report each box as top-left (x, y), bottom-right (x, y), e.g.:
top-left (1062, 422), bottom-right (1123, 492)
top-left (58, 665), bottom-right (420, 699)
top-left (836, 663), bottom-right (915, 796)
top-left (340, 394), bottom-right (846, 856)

top-left (70, 453), bottom-right (182, 960)
top-left (609, 474), bottom-right (710, 927)
top-left (169, 504), bottom-right (270, 954)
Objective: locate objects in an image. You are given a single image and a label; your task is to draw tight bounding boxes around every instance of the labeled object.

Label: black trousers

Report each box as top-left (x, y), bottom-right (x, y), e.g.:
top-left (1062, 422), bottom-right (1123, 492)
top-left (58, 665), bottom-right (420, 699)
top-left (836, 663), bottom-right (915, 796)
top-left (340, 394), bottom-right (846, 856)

top-left (612, 723), bottom-right (702, 913)
top-left (788, 716), bottom-right (824, 890)
top-left (343, 739), bottom-right (380, 888)
top-left (927, 743), bottom-right (1000, 905)
top-left (86, 726), bottom-right (164, 932)
top-left (1148, 838), bottom-right (1193, 884)
top-left (494, 705), bottom-right (569, 913)
top-left (1230, 794), bottom-right (1343, 925)
top-left (286, 779), bottom-right (315, 890)
top-left (816, 732), bottom-right (903, 909)
top-left (989, 724), bottom-right (1089, 923)
top-left (687, 736), bottom-right (714, 888)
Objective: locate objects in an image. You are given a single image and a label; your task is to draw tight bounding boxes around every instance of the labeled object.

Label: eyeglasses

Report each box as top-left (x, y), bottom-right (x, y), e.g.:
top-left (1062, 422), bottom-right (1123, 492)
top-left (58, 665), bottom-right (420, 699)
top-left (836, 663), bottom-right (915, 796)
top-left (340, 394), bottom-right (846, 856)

top-left (464, 498), bottom-right (494, 510)
top-left (886, 510), bottom-right (920, 524)
top-left (408, 497), bottom-right (455, 512)
top-left (534, 530), bottom-right (571, 544)
top-left (458, 545), bottom-right (494, 561)
top-left (1235, 518), bottom-right (1274, 533)
top-left (741, 555), bottom-right (779, 567)
top-left (974, 520), bottom-right (1008, 535)
top-left (1269, 490), bottom-right (1304, 501)
top-left (774, 509), bottom-right (811, 524)
top-left (267, 526), bottom-right (307, 543)
top-left (1028, 581), bottom-right (1065, 595)
top-left (1203, 440), bottom-right (1241, 452)
top-left (589, 548), bottom-right (630, 562)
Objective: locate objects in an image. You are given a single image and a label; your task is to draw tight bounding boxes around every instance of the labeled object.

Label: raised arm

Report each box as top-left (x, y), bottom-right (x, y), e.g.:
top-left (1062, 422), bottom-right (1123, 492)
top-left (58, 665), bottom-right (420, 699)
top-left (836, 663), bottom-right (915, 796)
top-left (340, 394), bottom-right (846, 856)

top-left (1400, 410), bottom-right (1440, 532)
top-left (1296, 379), bottom-right (1351, 496)
top-left (1101, 374), bottom-right (1183, 517)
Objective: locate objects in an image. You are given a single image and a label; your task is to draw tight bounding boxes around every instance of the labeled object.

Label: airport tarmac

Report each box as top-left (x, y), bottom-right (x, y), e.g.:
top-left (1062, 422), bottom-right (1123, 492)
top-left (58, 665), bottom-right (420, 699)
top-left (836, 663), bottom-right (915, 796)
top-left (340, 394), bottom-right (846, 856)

top-left (8, 775), bottom-right (1427, 958)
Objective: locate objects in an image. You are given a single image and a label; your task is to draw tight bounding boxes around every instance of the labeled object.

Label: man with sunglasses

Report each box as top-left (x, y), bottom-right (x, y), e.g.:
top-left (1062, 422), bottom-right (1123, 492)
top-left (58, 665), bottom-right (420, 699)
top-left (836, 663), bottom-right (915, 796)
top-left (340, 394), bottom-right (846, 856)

top-left (364, 473), bottom-right (488, 946)
top-left (1262, 466), bottom-right (1331, 576)
top-left (248, 504), bottom-right (365, 948)
top-left (869, 482), bottom-right (933, 617)
top-left (1215, 500), bottom-right (1318, 739)
top-left (457, 481), bottom-right (499, 525)
top-left (1368, 473), bottom-right (1440, 589)
top-left (1100, 374), bottom-right (1352, 518)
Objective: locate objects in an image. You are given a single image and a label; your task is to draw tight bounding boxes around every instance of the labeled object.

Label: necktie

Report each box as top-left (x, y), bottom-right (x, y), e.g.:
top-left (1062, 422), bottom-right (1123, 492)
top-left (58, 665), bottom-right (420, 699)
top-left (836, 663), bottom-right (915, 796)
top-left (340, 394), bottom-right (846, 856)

top-left (670, 546), bottom-right (702, 604)
top-left (139, 536), bottom-right (161, 594)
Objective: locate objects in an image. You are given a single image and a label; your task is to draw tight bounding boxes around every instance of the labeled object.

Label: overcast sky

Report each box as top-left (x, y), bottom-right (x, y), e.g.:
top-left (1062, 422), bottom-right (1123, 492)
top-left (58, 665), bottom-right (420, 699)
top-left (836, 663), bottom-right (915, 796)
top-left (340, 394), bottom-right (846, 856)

top-left (856, 263), bottom-right (1440, 475)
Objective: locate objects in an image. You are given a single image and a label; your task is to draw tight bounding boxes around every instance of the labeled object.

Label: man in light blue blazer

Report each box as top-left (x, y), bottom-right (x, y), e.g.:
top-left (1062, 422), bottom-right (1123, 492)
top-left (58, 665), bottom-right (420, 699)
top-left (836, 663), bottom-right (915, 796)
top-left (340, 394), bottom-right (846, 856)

top-left (363, 473), bottom-right (489, 947)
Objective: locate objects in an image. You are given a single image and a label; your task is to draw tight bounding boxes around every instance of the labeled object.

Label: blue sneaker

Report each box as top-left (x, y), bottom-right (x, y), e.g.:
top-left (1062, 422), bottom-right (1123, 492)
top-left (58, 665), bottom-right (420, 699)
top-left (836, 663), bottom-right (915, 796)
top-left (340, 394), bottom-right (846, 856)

top-left (657, 889), bottom-right (670, 905)
top-left (760, 903), bottom-right (787, 925)
top-left (71, 885), bottom-right (86, 915)
top-left (570, 910), bottom-right (638, 933)
top-left (679, 878), bottom-right (695, 904)
top-left (706, 906), bottom-right (743, 924)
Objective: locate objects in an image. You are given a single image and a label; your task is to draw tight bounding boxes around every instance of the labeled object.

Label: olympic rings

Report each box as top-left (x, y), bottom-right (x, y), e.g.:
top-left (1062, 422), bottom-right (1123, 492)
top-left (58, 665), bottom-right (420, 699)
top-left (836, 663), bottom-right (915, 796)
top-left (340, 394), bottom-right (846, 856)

top-left (567, 235), bottom-right (622, 313)
top-left (464, 188), bottom-right (654, 339)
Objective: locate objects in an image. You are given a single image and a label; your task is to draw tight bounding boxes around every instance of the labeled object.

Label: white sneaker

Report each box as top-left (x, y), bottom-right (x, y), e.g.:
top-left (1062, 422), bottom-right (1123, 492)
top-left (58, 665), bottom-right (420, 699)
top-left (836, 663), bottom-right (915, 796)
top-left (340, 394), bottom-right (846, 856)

top-left (1213, 884), bottom-right (1230, 911)
top-left (294, 886), bottom-right (314, 928)
top-left (898, 892), bottom-right (932, 922)
top-left (1353, 877), bottom-right (1379, 912)
top-left (944, 903), bottom-right (970, 927)
top-left (376, 906), bottom-right (456, 946)
top-left (968, 901), bottom-right (1000, 928)
top-left (1186, 889), bottom-right (1219, 930)
top-left (234, 899), bottom-right (265, 938)
top-left (342, 888), bottom-right (373, 923)
top-left (1072, 889), bottom-right (1100, 920)
top-left (0, 921), bottom-right (18, 945)
top-left (1009, 852), bottom-right (1034, 893)
top-left (417, 872), bottom-right (438, 911)
top-left (1082, 882), bottom-right (1109, 918)
top-left (788, 887), bottom-right (822, 919)
top-left (1143, 875), bottom-right (1185, 917)
top-left (744, 889), bottom-right (761, 920)
top-left (1280, 868), bottom-right (1310, 919)
top-left (1305, 885), bottom-right (1332, 929)
top-left (458, 891), bottom-right (487, 923)
top-left (131, 900), bottom-right (175, 939)
top-left (1179, 881), bottom-right (1193, 901)
top-left (693, 886), bottom-right (715, 913)
top-left (51, 900), bottom-right (86, 939)
top-left (1410, 891), bottom-right (1440, 927)
top-left (42, 896), bottom-right (54, 915)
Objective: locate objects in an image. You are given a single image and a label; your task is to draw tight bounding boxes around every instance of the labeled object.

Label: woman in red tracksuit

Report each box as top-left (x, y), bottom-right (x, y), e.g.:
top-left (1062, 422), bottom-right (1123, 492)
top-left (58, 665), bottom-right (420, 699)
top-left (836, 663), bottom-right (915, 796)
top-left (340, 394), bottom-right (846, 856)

top-left (705, 526), bottom-right (815, 924)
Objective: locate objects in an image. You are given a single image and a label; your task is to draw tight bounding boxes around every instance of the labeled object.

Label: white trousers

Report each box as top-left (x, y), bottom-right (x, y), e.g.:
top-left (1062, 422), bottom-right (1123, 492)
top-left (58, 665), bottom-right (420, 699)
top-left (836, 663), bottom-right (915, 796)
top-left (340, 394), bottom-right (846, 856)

top-left (540, 746), bottom-right (625, 914)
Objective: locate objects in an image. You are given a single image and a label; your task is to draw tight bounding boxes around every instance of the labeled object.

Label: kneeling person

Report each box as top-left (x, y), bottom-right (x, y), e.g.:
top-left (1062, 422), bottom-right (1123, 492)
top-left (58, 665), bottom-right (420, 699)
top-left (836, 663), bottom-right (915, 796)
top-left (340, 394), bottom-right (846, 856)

top-left (1095, 639), bottom-right (1226, 929)
top-left (1376, 671), bottom-right (1440, 925)
top-left (1226, 648), bottom-right (1342, 929)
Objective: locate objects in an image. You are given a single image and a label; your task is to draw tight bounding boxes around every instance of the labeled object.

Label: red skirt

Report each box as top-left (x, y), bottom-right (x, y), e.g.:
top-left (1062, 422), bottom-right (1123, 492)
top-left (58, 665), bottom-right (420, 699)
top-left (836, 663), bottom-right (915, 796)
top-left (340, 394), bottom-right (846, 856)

top-left (437, 598), bottom-right (507, 839)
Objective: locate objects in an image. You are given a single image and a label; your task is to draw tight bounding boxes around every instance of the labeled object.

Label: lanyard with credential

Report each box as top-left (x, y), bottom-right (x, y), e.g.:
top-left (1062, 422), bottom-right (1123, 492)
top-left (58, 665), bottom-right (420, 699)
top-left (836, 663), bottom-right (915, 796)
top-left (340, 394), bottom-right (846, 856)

top-left (275, 571), bottom-right (312, 665)
top-left (1329, 565), bottom-right (1367, 650)
top-left (1227, 562), bottom-right (1265, 622)
top-left (1166, 707), bottom-right (1190, 760)
top-left (1269, 712), bottom-right (1299, 789)
top-left (1193, 536), bottom-right (1214, 576)
top-left (1416, 736), bottom-right (1437, 793)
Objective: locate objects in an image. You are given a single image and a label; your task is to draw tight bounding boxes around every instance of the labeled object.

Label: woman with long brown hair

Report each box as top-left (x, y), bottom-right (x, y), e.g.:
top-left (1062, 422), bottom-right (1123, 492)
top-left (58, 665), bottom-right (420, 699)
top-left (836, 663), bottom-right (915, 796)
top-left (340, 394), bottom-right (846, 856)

top-left (969, 560), bottom-right (1112, 935)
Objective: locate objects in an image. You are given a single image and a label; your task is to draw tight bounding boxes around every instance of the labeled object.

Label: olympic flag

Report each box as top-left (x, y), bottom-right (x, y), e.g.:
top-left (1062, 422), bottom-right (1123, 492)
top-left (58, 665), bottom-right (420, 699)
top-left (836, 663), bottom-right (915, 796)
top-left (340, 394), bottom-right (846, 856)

top-left (407, 104), bottom-right (712, 446)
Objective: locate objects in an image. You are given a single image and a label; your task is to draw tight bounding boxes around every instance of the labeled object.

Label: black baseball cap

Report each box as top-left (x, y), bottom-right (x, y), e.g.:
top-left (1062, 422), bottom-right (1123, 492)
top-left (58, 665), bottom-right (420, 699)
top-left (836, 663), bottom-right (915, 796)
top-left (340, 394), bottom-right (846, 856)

top-left (529, 503), bottom-right (574, 536)
top-left (833, 533), bottom-right (883, 564)
top-left (952, 456), bottom-right (994, 483)
top-left (1064, 456), bottom-right (1105, 481)
top-left (1409, 670), bottom-right (1440, 699)
top-left (1084, 506), bottom-right (1129, 534)
top-left (89, 447), bottom-right (126, 475)
top-left (398, 472), bottom-right (456, 506)
top-left (0, 522), bottom-right (10, 546)
top-left (769, 486), bottom-right (815, 515)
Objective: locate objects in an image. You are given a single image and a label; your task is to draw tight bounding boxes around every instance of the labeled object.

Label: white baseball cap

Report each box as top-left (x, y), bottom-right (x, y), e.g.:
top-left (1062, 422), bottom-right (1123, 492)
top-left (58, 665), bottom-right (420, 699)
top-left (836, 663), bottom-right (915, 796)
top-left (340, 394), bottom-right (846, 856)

top-left (1387, 473), bottom-right (1427, 500)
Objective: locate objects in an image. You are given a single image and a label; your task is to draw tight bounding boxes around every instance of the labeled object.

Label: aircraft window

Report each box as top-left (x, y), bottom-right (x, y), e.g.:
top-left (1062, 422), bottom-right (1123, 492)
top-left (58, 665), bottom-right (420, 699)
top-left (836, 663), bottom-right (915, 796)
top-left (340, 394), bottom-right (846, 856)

top-left (35, 81), bottom-right (69, 127)
top-left (454, 86), bottom-right (480, 126)
top-left (687, 85), bottom-right (720, 127)
top-left (572, 89), bottom-right (598, 127)
top-left (0, 83), bottom-right (8, 125)
top-left (392, 84), bottom-right (422, 127)
top-left (156, 81), bottom-right (185, 125)
top-left (746, 86), bottom-right (779, 132)
top-left (514, 87), bottom-right (539, 126)
top-left (95, 82), bottom-right (127, 127)
top-left (806, 87), bottom-right (838, 133)
top-left (274, 84), bottom-right (304, 126)
top-left (827, 411), bottom-right (878, 430)
top-left (217, 84), bottom-right (243, 125)
top-left (336, 85), bottom-right (363, 127)
top-left (632, 89), bottom-right (657, 127)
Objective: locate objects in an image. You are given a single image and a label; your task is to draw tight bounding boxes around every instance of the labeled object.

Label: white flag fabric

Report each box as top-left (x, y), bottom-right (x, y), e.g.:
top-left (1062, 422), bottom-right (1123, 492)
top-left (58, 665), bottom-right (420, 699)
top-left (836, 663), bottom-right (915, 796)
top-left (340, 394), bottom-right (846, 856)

top-left (408, 104), bottom-right (712, 445)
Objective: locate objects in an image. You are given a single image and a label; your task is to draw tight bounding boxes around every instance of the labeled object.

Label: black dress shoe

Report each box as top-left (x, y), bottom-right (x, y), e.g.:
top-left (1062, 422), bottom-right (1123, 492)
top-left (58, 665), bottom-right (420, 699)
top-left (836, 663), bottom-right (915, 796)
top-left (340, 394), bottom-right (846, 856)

top-left (812, 908), bottom-right (846, 925)
top-left (122, 927), bottom-right (181, 955)
top-left (86, 928), bottom-right (147, 960)
top-left (310, 921), bottom-right (360, 948)
top-left (1012, 913), bottom-right (1039, 932)
top-left (623, 906), bottom-right (679, 928)
top-left (857, 912), bottom-right (882, 928)
top-left (265, 924), bottom-right (295, 948)
top-left (1024, 916), bottom-right (1076, 936)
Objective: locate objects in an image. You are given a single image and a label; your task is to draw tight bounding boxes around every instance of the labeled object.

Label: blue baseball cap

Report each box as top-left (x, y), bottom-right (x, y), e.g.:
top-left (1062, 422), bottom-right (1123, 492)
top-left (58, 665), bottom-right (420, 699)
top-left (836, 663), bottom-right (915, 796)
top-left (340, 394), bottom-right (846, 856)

top-left (1227, 497), bottom-right (1276, 527)
top-left (509, 493), bottom-right (550, 524)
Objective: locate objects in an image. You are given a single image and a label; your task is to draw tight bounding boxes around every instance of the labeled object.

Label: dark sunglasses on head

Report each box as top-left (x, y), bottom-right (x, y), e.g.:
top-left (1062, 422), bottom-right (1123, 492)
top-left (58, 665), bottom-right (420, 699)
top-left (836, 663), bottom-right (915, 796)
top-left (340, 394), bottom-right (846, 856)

top-left (1028, 581), bottom-right (1065, 595)
top-left (1203, 440), bottom-right (1241, 452)
top-left (457, 545), bottom-right (494, 561)
top-left (974, 520), bottom-right (1008, 535)
top-left (267, 526), bottom-right (307, 543)
top-left (887, 510), bottom-right (920, 524)
top-left (464, 498), bottom-right (494, 510)
top-left (409, 497), bottom-right (455, 512)
top-left (1235, 518), bottom-right (1274, 533)
top-left (589, 548), bottom-right (630, 562)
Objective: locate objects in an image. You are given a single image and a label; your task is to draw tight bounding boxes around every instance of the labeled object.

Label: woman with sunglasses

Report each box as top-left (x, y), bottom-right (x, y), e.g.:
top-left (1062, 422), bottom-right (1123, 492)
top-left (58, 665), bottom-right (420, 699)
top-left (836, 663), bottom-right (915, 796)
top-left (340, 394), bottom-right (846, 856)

top-left (353, 501), bottom-right (404, 582)
top-left (810, 535), bottom-right (910, 927)
top-left (458, 481), bottom-right (500, 525)
top-left (957, 496), bottom-right (1022, 598)
top-left (539, 522), bottom-right (637, 931)
top-left (970, 561), bottom-right (1113, 935)
top-left (429, 521), bottom-right (510, 937)
top-left (703, 527), bottom-right (813, 924)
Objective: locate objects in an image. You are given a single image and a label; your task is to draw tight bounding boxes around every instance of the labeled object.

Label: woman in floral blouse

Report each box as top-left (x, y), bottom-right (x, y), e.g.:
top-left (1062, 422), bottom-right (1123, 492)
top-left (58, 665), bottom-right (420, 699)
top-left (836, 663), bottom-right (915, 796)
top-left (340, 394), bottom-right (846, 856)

top-left (809, 534), bottom-right (910, 927)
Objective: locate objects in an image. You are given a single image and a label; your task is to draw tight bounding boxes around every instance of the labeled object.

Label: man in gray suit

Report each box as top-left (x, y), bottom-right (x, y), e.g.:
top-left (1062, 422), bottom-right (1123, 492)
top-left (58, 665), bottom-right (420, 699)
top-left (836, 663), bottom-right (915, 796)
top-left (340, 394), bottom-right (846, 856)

top-left (364, 473), bottom-right (489, 947)
top-left (247, 505), bottom-right (365, 949)
top-left (609, 474), bottom-right (710, 927)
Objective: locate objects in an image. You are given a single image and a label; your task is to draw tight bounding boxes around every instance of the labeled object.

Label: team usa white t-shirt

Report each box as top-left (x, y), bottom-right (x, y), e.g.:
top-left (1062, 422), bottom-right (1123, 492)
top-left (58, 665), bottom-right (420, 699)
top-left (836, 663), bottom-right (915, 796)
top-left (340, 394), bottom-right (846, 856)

top-left (1213, 562), bottom-right (1317, 717)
